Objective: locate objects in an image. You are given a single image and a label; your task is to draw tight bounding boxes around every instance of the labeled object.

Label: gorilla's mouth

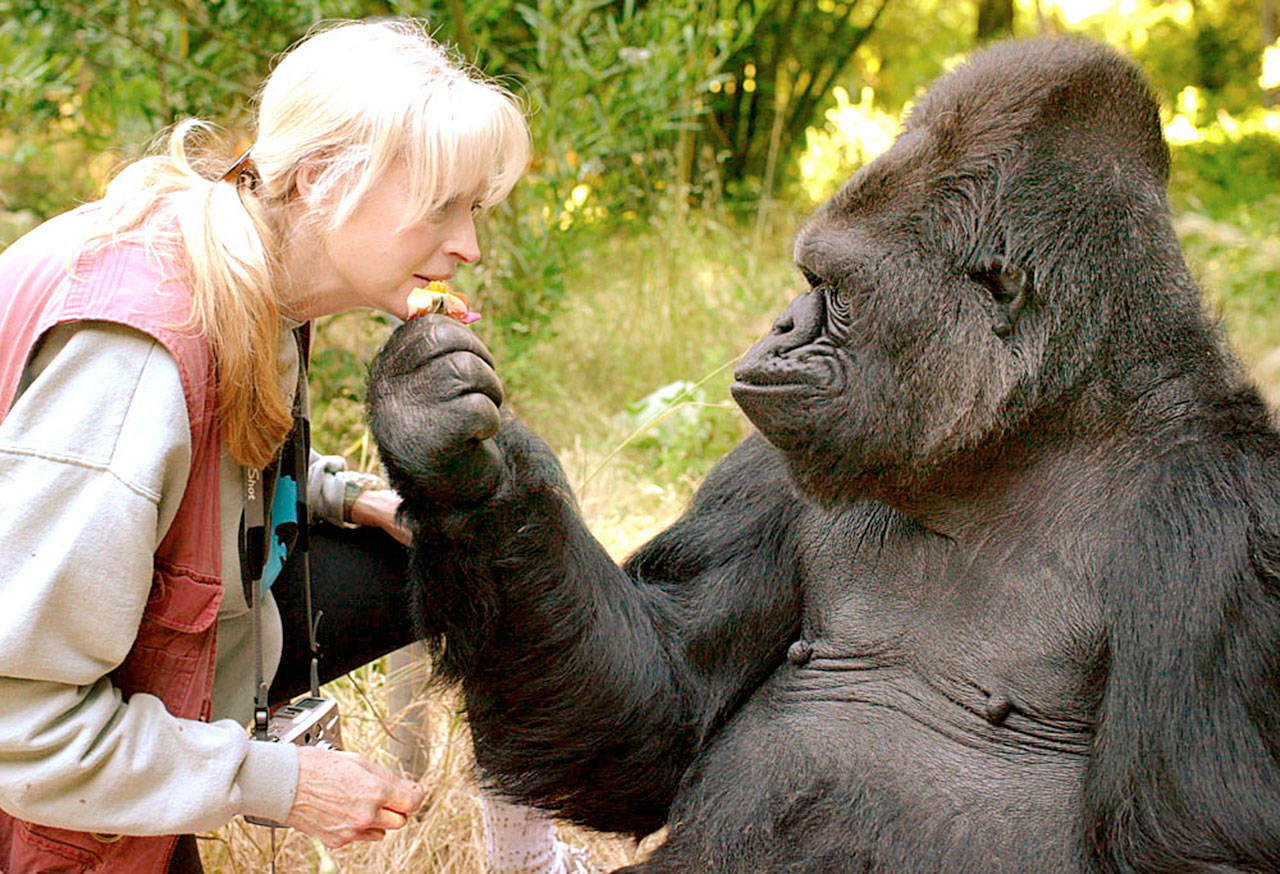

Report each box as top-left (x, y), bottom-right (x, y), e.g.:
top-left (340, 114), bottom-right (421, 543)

top-left (730, 372), bottom-right (827, 413)
top-left (729, 378), bottom-right (822, 404)
top-left (730, 364), bottom-right (840, 446)
top-left (731, 353), bottom-right (841, 395)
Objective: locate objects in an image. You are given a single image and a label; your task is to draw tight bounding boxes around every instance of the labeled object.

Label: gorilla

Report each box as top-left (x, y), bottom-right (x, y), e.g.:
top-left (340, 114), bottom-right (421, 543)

top-left (367, 39), bottom-right (1280, 872)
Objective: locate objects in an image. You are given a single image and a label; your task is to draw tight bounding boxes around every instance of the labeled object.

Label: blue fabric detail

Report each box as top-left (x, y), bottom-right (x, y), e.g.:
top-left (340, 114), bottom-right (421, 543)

top-left (261, 469), bottom-right (298, 591)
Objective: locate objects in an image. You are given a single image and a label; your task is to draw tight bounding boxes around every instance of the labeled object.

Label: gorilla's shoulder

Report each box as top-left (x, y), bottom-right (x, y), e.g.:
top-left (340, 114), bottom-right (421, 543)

top-left (692, 432), bottom-right (801, 510)
top-left (1111, 410), bottom-right (1280, 568)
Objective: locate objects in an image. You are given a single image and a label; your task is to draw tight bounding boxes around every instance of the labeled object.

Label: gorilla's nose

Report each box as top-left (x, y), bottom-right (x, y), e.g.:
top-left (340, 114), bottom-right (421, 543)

top-left (735, 292), bottom-right (824, 385)
top-left (771, 292), bottom-right (824, 348)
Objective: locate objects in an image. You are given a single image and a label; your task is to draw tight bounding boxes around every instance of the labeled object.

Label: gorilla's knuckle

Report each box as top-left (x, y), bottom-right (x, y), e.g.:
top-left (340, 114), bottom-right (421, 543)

top-left (454, 393), bottom-right (501, 435)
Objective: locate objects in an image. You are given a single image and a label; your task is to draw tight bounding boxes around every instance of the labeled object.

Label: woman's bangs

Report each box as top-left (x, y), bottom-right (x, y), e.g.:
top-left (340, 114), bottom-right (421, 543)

top-left (399, 85), bottom-right (528, 226)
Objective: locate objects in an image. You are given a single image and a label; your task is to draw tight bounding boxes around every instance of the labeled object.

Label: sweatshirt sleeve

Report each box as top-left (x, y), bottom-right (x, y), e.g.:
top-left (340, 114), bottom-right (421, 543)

top-left (0, 321), bottom-right (298, 834)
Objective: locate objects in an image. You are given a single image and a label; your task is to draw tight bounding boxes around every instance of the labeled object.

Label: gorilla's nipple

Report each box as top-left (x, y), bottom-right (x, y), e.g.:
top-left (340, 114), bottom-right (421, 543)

top-left (984, 691), bottom-right (1014, 726)
top-left (787, 639), bottom-right (814, 666)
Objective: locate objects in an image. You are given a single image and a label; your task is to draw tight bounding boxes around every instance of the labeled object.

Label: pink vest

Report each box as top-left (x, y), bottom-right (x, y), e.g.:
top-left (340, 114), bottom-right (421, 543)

top-left (0, 208), bottom-right (224, 874)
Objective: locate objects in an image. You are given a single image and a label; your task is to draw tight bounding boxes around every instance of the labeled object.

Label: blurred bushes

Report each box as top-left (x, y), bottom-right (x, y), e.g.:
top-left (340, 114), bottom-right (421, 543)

top-left (1172, 129), bottom-right (1280, 216)
top-left (454, 0), bottom-right (745, 362)
top-left (4, 0), bottom-right (1279, 471)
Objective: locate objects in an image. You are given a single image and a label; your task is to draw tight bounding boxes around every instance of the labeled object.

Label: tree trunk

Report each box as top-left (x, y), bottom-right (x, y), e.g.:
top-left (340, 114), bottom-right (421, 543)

top-left (976, 0), bottom-right (1015, 42)
top-left (1265, 0), bottom-right (1279, 106)
top-left (705, 0), bottom-right (890, 189)
top-left (446, 0), bottom-right (475, 60)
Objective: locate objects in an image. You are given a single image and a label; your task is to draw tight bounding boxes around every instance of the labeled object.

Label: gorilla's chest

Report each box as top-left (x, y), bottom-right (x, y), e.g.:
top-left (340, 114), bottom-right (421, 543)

top-left (786, 504), bottom-right (1103, 753)
top-left (668, 507), bottom-right (1106, 869)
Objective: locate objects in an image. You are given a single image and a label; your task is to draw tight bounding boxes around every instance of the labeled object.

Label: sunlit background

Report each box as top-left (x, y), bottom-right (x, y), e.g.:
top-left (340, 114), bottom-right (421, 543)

top-left (798, 0), bottom-right (1279, 200)
top-left (2, 1), bottom-right (1277, 870)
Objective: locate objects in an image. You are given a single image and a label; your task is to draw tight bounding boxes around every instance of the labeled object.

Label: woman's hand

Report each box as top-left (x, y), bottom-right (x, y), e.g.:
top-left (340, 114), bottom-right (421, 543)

top-left (347, 488), bottom-right (413, 546)
top-left (285, 745), bottom-right (426, 848)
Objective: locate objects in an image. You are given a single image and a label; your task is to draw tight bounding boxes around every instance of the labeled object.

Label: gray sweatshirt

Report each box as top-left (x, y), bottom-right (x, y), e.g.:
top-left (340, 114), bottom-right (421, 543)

top-left (0, 320), bottom-right (359, 834)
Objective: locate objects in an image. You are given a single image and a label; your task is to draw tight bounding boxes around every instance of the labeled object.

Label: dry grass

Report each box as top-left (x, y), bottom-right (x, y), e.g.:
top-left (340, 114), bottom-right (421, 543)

top-left (496, 209), bottom-right (798, 454)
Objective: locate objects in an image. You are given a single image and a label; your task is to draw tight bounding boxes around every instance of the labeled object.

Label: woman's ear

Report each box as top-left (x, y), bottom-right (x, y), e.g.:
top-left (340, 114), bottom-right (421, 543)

top-left (293, 161), bottom-right (322, 203)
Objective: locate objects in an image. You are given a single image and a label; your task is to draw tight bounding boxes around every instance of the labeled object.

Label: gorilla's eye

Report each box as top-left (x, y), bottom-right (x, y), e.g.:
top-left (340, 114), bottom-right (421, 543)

top-left (799, 265), bottom-right (852, 320)
top-left (825, 284), bottom-right (853, 320)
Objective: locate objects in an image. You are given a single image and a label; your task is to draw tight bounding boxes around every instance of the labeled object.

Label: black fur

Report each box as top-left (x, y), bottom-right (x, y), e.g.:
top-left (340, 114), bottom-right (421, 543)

top-left (368, 38), bottom-right (1280, 873)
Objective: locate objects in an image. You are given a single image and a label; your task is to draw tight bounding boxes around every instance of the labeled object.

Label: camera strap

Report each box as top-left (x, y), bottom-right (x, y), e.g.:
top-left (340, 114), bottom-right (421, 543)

top-left (240, 323), bottom-right (319, 744)
top-left (242, 461), bottom-right (271, 742)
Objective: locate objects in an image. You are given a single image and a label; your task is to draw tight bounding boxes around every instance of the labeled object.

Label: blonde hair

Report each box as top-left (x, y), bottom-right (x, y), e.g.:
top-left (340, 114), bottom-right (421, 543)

top-left (90, 19), bottom-right (530, 467)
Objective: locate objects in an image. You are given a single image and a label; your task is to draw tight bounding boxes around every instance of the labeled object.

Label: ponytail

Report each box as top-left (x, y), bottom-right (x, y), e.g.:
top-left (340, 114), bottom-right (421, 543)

top-left (90, 120), bottom-right (292, 468)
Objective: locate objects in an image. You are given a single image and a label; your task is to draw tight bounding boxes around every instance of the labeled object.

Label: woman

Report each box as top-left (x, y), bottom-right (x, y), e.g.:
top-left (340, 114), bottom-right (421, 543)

top-left (0, 19), bottom-right (533, 873)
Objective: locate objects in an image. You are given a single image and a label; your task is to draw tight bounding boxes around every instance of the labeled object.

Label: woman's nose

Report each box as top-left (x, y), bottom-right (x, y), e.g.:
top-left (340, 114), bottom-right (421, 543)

top-left (448, 214), bottom-right (481, 264)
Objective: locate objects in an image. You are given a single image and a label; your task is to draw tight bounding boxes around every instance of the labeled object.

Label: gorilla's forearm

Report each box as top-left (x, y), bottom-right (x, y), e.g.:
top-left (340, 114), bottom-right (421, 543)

top-left (399, 424), bottom-right (805, 835)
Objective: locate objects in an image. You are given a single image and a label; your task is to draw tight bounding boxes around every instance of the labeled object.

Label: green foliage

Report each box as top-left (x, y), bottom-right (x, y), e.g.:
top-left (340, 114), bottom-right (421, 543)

top-left (613, 379), bottom-right (744, 484)
top-left (1177, 198), bottom-right (1280, 386)
top-left (509, 0), bottom-right (738, 210)
top-left (0, 0), bottom-right (378, 226)
top-left (1018, 0), bottom-right (1268, 115)
top-left (1168, 128), bottom-right (1280, 370)
top-left (493, 203), bottom-right (799, 481)
top-left (454, 0), bottom-right (745, 362)
top-left (1171, 132), bottom-right (1280, 217)
top-left (1129, 0), bottom-right (1264, 114)
top-left (1158, 94), bottom-right (1280, 368)
top-left (796, 82), bottom-right (898, 204)
top-left (693, 0), bottom-right (892, 196)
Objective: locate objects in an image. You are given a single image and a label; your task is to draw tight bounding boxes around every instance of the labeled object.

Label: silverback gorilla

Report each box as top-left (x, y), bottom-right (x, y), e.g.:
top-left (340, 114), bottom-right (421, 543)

top-left (367, 39), bottom-right (1280, 872)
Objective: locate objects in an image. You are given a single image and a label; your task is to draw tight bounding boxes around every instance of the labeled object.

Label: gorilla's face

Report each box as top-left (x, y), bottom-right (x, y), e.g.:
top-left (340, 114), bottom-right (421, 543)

top-left (733, 133), bottom-right (1032, 503)
top-left (730, 39), bottom-right (1179, 507)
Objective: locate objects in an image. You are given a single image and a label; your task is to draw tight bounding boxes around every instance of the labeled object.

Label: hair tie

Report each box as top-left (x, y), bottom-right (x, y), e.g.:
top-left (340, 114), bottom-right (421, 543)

top-left (220, 147), bottom-right (259, 189)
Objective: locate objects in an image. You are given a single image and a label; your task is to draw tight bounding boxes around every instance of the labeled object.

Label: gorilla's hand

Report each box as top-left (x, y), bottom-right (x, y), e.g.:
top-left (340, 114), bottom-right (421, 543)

top-left (367, 315), bottom-right (505, 505)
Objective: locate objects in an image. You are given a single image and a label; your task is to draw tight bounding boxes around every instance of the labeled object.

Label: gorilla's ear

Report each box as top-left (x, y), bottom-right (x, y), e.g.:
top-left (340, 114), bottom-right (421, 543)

top-left (971, 259), bottom-right (1031, 339)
